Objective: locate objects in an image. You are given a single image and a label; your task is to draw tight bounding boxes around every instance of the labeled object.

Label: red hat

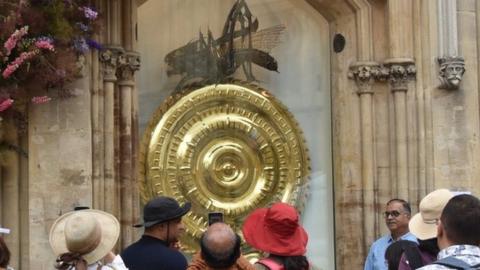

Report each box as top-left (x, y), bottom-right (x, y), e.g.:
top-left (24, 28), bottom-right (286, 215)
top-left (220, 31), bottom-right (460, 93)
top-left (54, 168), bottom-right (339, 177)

top-left (242, 202), bottom-right (308, 256)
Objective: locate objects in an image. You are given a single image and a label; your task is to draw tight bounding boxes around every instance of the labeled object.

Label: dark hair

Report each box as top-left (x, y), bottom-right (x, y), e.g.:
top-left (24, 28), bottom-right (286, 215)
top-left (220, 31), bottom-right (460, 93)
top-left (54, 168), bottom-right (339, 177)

top-left (441, 194), bottom-right (480, 245)
top-left (418, 238), bottom-right (439, 257)
top-left (200, 233), bottom-right (241, 268)
top-left (387, 199), bottom-right (412, 214)
top-left (272, 255), bottom-right (309, 270)
top-left (385, 240), bottom-right (418, 270)
top-left (0, 237), bottom-right (11, 268)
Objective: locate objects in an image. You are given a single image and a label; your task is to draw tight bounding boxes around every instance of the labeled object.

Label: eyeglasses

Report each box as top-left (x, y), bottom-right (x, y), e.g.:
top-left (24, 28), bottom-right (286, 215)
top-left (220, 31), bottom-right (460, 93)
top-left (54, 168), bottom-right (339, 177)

top-left (383, 211), bottom-right (403, 218)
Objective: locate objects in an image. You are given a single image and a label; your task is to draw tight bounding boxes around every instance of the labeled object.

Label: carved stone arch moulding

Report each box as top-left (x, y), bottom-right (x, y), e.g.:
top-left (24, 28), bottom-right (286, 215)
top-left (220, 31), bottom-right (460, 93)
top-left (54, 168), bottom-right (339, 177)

top-left (138, 81), bottom-right (311, 254)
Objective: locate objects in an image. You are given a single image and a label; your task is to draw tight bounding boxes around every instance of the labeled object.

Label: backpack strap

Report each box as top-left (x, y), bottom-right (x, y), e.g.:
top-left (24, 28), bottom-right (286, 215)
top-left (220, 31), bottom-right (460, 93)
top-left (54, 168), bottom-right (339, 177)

top-left (433, 256), bottom-right (477, 269)
top-left (257, 258), bottom-right (285, 270)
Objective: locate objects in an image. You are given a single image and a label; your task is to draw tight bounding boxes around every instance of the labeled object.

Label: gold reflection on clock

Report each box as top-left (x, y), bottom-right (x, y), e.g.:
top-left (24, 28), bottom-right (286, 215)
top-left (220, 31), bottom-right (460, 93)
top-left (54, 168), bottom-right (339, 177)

top-left (138, 81), bottom-right (310, 254)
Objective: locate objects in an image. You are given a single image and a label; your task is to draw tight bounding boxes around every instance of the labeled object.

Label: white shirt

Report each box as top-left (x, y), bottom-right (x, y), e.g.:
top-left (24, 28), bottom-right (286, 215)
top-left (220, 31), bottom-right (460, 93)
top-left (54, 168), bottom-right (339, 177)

top-left (77, 255), bottom-right (129, 270)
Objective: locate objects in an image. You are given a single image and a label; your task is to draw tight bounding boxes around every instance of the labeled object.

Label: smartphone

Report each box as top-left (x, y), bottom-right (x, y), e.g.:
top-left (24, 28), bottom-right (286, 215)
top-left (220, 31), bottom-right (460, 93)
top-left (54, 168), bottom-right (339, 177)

top-left (208, 212), bottom-right (224, 226)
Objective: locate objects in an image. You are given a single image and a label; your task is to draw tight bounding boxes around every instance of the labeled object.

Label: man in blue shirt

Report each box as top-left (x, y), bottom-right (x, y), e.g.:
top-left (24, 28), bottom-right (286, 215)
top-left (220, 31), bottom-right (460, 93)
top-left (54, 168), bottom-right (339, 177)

top-left (364, 199), bottom-right (418, 270)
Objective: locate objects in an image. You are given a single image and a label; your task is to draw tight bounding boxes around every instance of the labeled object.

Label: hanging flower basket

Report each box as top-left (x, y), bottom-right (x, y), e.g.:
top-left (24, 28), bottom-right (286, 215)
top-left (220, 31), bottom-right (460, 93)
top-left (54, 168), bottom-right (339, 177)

top-left (0, 0), bottom-right (101, 119)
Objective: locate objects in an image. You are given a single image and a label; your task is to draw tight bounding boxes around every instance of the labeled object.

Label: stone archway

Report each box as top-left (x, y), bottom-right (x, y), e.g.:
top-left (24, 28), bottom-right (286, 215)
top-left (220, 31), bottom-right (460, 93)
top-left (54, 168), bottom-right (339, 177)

top-left (133, 0), bottom-right (374, 269)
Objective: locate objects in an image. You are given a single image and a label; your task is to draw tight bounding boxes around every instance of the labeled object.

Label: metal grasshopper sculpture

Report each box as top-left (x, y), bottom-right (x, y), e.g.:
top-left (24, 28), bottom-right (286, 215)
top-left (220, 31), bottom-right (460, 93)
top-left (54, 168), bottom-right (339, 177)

top-left (165, 0), bottom-right (285, 90)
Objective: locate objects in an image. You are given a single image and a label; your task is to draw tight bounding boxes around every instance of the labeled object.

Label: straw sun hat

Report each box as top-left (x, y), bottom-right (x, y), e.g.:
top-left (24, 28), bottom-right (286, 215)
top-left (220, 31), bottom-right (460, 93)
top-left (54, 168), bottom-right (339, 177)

top-left (49, 209), bottom-right (120, 264)
top-left (409, 189), bottom-right (454, 240)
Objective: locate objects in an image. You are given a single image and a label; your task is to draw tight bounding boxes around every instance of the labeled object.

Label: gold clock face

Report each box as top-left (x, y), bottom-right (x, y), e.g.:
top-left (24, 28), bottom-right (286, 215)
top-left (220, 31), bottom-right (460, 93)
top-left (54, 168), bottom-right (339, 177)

top-left (139, 81), bottom-right (310, 253)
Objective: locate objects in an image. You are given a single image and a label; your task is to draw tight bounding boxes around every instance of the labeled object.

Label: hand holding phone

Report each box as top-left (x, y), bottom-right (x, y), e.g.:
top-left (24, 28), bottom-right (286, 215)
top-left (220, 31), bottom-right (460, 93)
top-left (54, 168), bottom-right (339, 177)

top-left (208, 212), bottom-right (224, 226)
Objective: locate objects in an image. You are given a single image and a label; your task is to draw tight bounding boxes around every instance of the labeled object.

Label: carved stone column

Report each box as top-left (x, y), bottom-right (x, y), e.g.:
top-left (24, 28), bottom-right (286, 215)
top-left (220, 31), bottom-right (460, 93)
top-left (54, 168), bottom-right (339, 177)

top-left (436, 0), bottom-right (465, 90)
top-left (117, 51), bottom-right (140, 247)
top-left (384, 59), bottom-right (416, 199)
top-left (387, 0), bottom-right (414, 58)
top-left (385, 0), bottom-right (417, 202)
top-left (348, 61), bottom-right (381, 251)
top-left (1, 122), bottom-right (20, 269)
top-left (99, 46), bottom-right (124, 217)
top-left (91, 47), bottom-right (104, 212)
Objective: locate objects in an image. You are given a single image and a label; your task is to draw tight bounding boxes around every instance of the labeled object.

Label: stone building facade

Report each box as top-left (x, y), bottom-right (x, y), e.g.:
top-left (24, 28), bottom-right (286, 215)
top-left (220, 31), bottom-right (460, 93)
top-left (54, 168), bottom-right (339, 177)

top-left (0, 0), bottom-right (479, 269)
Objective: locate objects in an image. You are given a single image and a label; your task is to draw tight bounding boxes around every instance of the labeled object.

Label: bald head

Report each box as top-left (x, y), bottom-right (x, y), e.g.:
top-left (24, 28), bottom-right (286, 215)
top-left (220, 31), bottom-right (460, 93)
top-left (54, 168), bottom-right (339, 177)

top-left (200, 223), bottom-right (240, 268)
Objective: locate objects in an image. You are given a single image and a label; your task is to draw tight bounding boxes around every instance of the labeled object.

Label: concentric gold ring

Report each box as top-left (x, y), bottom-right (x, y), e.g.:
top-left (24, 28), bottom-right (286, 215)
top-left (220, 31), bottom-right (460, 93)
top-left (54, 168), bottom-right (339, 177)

top-left (138, 81), bottom-right (310, 253)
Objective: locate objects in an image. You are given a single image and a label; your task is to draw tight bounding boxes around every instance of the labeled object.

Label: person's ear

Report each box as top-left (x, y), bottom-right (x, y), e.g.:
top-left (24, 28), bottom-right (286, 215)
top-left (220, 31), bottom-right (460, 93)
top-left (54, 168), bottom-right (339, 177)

top-left (437, 220), bottom-right (444, 238)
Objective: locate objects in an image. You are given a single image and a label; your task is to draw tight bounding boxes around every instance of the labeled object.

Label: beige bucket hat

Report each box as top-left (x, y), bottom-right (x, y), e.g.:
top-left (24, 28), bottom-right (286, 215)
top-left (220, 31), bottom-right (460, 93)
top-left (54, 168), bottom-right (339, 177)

top-left (409, 189), bottom-right (454, 240)
top-left (49, 209), bottom-right (120, 264)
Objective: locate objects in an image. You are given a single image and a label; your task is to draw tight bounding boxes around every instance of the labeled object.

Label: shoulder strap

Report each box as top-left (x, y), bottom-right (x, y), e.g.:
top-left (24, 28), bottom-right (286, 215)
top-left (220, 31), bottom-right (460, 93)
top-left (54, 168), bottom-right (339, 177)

top-left (257, 258), bottom-right (285, 270)
top-left (434, 256), bottom-right (477, 270)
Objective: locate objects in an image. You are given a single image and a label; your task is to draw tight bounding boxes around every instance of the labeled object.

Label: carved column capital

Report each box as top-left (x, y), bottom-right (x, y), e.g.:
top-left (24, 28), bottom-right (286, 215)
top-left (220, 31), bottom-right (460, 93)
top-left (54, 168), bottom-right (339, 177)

top-left (99, 46), bottom-right (125, 82)
top-left (348, 62), bottom-right (383, 94)
top-left (437, 56), bottom-right (465, 90)
top-left (383, 58), bottom-right (416, 91)
top-left (117, 51), bottom-right (141, 85)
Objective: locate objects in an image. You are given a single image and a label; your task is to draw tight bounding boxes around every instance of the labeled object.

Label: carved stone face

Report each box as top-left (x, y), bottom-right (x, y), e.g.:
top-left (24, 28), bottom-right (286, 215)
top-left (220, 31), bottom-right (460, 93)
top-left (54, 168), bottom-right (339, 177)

top-left (444, 62), bottom-right (465, 87)
top-left (438, 57), bottom-right (465, 89)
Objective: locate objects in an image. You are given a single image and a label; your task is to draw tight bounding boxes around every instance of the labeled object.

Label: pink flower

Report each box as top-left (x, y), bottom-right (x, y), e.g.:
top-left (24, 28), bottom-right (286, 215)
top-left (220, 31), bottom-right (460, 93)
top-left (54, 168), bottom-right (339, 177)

top-left (0, 98), bottom-right (14, 112)
top-left (31, 96), bottom-right (52, 104)
top-left (2, 64), bottom-right (18, 79)
top-left (3, 26), bottom-right (29, 56)
top-left (35, 40), bottom-right (54, 51)
top-left (2, 50), bottom-right (38, 78)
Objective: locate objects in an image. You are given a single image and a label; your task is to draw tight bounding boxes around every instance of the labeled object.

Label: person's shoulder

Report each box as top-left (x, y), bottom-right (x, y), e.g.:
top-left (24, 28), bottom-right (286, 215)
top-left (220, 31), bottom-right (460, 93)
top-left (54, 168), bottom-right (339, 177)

top-left (372, 234), bottom-right (390, 245)
top-left (121, 240), bottom-right (141, 257)
top-left (401, 232), bottom-right (418, 242)
top-left (158, 248), bottom-right (188, 266)
top-left (187, 253), bottom-right (207, 270)
top-left (122, 238), bottom-right (143, 250)
top-left (417, 265), bottom-right (448, 270)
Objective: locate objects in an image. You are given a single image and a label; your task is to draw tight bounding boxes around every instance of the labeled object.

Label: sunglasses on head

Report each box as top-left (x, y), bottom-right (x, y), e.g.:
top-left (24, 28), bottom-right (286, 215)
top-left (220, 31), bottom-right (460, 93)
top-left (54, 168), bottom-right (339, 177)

top-left (383, 211), bottom-right (403, 218)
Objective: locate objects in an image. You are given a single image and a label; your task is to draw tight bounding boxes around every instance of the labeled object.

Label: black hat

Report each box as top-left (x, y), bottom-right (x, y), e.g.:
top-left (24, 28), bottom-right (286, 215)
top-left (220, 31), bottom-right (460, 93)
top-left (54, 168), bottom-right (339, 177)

top-left (140, 196), bottom-right (191, 228)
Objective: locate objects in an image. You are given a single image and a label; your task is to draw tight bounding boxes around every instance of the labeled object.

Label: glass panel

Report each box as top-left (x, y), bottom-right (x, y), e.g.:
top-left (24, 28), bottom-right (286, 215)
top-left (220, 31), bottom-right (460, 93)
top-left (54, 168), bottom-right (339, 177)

top-left (138, 1), bottom-right (333, 269)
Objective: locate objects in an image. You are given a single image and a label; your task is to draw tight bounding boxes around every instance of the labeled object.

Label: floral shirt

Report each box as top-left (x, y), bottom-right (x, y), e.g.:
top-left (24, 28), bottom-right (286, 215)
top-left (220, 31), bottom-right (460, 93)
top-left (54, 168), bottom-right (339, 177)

top-left (418, 245), bottom-right (480, 269)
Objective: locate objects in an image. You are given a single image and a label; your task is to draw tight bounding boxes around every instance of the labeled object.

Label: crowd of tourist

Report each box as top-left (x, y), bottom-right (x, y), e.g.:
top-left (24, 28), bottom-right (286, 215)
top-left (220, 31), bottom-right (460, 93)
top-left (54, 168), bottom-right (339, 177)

top-left (1, 189), bottom-right (479, 270)
top-left (364, 189), bottom-right (480, 270)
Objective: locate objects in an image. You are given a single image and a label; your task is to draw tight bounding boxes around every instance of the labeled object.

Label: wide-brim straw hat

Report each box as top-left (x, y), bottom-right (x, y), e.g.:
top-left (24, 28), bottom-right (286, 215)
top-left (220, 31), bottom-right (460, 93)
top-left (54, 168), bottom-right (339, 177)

top-left (409, 189), bottom-right (454, 240)
top-left (49, 209), bottom-right (120, 264)
top-left (242, 202), bottom-right (308, 256)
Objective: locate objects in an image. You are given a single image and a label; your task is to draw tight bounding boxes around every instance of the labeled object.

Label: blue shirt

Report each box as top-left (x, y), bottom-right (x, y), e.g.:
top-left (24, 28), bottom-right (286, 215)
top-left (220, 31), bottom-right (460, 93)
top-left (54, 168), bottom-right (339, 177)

top-left (364, 232), bottom-right (418, 270)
